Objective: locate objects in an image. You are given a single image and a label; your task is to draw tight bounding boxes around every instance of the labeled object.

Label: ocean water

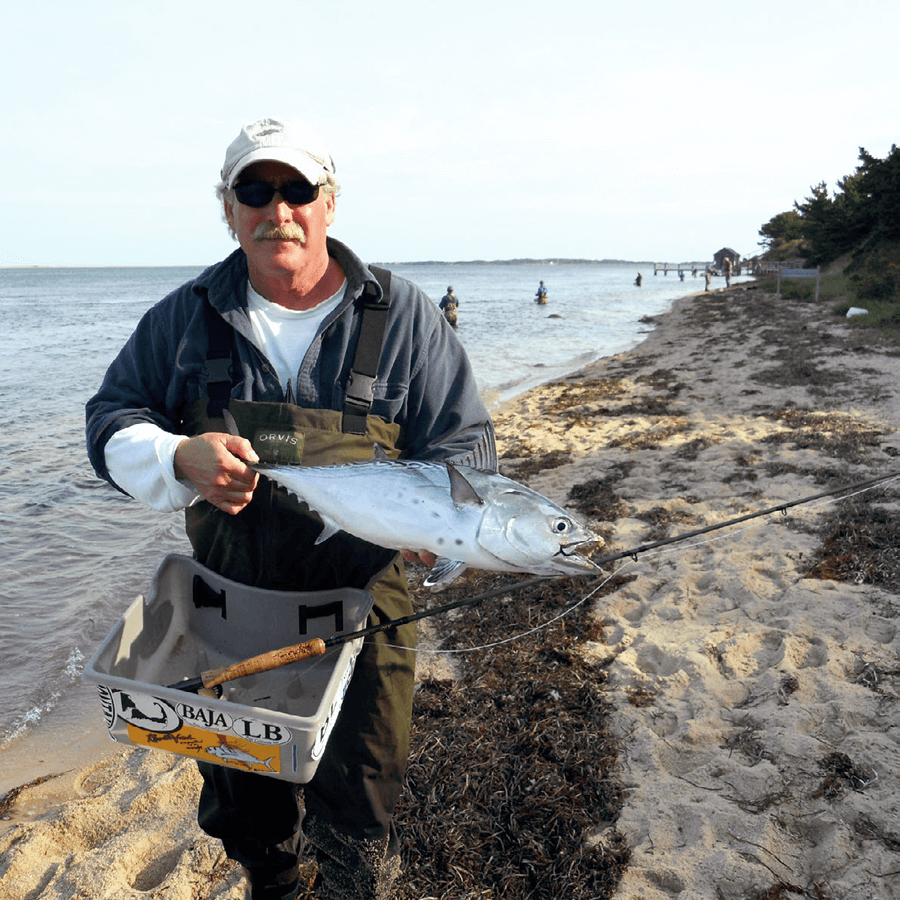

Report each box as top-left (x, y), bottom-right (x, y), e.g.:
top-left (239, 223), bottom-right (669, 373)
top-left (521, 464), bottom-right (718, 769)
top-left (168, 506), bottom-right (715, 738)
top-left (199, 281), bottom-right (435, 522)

top-left (0, 261), bottom-right (746, 791)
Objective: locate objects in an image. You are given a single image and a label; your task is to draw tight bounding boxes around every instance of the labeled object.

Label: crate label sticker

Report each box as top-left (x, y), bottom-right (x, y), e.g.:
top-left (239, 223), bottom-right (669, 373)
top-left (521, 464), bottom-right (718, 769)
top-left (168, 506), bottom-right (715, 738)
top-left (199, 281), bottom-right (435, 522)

top-left (126, 723), bottom-right (282, 775)
top-left (103, 687), bottom-right (292, 746)
top-left (113, 690), bottom-right (182, 733)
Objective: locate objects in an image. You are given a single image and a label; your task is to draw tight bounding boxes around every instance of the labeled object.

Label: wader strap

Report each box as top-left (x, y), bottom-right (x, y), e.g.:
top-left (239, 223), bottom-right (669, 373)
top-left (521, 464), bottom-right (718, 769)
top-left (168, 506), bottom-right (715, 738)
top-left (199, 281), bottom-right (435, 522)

top-left (204, 304), bottom-right (237, 419)
top-left (342, 266), bottom-right (392, 435)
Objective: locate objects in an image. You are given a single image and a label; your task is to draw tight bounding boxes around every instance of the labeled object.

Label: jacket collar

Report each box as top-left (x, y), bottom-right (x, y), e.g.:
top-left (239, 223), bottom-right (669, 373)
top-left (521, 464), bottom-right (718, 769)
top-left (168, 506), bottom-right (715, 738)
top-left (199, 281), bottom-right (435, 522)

top-left (192, 237), bottom-right (384, 316)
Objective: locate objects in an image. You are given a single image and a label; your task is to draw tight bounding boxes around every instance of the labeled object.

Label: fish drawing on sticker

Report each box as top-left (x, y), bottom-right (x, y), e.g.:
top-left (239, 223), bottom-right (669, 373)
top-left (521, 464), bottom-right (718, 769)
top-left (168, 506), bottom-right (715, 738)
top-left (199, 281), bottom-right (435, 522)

top-left (205, 736), bottom-right (277, 772)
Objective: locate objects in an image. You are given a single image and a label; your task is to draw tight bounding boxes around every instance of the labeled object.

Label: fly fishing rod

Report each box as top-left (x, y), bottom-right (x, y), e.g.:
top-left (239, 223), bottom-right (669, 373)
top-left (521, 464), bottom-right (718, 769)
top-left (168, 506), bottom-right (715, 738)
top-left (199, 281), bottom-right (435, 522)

top-left (170, 469), bottom-right (900, 694)
top-left (169, 573), bottom-right (556, 694)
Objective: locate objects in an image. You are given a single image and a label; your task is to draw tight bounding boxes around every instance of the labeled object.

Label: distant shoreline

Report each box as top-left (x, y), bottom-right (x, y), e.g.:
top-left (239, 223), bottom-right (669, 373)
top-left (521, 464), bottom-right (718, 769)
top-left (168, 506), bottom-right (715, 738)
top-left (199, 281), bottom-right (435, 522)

top-left (2, 257), bottom-right (713, 271)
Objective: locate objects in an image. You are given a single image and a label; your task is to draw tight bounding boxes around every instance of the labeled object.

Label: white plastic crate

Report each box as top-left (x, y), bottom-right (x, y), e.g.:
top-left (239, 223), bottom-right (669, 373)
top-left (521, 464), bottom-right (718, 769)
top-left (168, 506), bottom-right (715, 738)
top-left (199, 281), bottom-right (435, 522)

top-left (85, 554), bottom-right (374, 782)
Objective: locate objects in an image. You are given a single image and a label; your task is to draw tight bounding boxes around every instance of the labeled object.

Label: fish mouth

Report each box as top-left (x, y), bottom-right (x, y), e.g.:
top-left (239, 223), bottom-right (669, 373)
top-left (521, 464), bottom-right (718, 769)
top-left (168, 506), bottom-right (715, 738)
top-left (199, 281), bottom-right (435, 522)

top-left (555, 540), bottom-right (602, 569)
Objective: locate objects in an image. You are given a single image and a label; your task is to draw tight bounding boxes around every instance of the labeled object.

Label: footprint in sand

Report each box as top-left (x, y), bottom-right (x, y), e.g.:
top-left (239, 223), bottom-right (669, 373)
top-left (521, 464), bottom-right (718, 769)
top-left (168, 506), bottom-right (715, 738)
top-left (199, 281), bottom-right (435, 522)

top-left (126, 845), bottom-right (185, 892)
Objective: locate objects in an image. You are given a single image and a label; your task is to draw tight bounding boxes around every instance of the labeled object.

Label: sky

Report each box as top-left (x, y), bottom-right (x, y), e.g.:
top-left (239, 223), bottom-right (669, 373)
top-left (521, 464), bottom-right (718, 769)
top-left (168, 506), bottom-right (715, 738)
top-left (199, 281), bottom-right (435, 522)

top-left (1, 0), bottom-right (897, 267)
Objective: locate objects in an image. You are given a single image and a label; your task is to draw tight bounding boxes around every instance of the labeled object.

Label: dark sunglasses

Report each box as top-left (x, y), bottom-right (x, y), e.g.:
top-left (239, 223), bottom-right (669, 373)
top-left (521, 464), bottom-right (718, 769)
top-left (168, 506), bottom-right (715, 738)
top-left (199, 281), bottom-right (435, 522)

top-left (233, 179), bottom-right (320, 208)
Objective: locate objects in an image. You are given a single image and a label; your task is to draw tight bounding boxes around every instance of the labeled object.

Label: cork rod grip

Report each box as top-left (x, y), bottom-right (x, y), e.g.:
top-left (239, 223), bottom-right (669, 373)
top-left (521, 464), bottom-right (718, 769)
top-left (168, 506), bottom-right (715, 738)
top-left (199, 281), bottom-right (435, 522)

top-left (200, 637), bottom-right (328, 689)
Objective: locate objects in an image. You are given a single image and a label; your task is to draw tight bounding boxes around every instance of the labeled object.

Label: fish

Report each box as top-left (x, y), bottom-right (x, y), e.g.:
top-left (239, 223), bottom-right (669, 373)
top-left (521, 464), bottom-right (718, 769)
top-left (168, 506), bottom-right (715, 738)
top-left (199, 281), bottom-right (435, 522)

top-left (253, 448), bottom-right (601, 589)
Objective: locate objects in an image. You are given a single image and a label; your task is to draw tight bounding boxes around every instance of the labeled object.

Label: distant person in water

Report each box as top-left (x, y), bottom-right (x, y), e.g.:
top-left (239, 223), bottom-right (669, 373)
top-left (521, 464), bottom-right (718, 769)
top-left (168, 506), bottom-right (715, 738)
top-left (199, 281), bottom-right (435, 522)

top-left (439, 286), bottom-right (459, 327)
top-left (634, 272), bottom-right (642, 287)
top-left (535, 280), bottom-right (548, 303)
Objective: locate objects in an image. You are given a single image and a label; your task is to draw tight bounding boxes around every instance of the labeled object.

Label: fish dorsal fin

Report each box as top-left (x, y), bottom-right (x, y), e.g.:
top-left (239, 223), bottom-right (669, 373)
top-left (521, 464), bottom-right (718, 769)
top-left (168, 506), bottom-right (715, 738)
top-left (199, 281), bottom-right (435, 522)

top-left (446, 462), bottom-right (484, 506)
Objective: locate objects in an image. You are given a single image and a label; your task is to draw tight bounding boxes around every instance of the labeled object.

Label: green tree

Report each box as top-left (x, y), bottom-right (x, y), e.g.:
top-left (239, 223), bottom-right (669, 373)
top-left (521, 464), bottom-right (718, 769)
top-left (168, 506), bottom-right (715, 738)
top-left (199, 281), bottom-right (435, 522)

top-left (855, 144), bottom-right (900, 246)
top-left (794, 182), bottom-right (848, 266)
top-left (793, 146), bottom-right (900, 267)
top-left (758, 210), bottom-right (803, 250)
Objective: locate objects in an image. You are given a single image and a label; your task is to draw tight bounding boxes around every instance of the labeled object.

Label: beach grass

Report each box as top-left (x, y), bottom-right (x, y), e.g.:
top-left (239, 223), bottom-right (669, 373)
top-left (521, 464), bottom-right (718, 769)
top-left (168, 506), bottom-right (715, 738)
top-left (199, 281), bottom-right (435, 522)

top-left (757, 271), bottom-right (900, 342)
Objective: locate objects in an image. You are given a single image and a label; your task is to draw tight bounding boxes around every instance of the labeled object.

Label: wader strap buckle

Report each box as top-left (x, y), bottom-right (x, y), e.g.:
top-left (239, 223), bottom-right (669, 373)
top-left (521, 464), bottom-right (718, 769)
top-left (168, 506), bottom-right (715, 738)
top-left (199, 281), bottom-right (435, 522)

top-left (344, 371), bottom-right (377, 413)
top-left (342, 266), bottom-right (392, 434)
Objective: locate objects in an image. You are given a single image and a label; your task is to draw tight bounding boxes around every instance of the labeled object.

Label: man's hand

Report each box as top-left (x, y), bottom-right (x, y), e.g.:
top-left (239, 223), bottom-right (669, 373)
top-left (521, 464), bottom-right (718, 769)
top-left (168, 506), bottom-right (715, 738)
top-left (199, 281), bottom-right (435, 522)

top-left (174, 433), bottom-right (260, 515)
top-left (400, 549), bottom-right (438, 568)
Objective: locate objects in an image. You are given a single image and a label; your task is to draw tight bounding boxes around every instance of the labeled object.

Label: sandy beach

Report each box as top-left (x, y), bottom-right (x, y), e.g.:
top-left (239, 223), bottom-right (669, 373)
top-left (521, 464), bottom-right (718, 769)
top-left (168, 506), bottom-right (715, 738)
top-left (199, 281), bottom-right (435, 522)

top-left (2, 281), bottom-right (899, 899)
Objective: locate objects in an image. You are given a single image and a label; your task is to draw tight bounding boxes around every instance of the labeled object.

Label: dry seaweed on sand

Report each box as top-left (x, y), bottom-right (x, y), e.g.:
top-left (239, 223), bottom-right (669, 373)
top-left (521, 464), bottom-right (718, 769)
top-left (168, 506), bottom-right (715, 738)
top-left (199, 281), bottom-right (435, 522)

top-left (565, 465), bottom-right (631, 524)
top-left (395, 572), bottom-right (631, 900)
top-left (805, 486), bottom-right (900, 590)
top-left (0, 774), bottom-right (58, 819)
top-left (501, 449), bottom-right (572, 479)
top-left (816, 751), bottom-right (878, 800)
top-left (758, 406), bottom-right (890, 464)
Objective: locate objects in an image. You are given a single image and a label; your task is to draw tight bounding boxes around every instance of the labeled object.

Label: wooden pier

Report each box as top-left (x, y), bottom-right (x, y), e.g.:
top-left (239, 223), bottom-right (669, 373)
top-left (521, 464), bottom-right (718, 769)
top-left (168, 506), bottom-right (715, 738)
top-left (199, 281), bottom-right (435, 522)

top-left (652, 262), bottom-right (713, 276)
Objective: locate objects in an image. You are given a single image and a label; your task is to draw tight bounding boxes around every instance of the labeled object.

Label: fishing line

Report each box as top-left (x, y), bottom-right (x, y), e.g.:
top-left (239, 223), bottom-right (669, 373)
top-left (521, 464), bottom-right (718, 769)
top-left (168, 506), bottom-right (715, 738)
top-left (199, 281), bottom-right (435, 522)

top-left (401, 565), bottom-right (631, 657)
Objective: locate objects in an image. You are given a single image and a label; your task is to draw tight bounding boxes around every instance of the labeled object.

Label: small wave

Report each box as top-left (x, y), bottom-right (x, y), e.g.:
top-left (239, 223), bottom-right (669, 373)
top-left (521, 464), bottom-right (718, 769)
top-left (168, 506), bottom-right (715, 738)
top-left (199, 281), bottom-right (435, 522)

top-left (65, 647), bottom-right (85, 679)
top-left (0, 647), bottom-right (85, 747)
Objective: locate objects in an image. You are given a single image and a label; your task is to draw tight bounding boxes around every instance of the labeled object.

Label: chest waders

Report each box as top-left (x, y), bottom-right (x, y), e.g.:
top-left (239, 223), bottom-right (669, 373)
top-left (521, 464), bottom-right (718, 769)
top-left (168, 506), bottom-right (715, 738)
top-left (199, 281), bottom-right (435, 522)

top-left (187, 269), bottom-right (415, 900)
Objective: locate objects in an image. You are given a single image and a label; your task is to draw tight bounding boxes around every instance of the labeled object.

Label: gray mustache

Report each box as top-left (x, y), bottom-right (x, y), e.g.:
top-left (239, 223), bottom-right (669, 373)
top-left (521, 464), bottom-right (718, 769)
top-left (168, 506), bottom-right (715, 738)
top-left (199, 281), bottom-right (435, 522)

top-left (252, 223), bottom-right (306, 242)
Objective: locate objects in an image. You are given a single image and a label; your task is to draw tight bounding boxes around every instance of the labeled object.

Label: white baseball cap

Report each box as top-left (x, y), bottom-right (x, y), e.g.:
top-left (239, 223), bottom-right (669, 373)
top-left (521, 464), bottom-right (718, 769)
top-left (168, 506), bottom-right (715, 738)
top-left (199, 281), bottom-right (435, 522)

top-left (221, 118), bottom-right (336, 188)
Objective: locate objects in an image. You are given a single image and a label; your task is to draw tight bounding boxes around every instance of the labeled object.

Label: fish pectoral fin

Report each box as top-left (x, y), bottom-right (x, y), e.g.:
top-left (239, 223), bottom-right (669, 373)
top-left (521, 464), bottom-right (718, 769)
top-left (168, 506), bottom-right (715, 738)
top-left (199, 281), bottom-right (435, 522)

top-left (313, 516), bottom-right (343, 545)
top-left (372, 443), bottom-right (390, 460)
top-left (423, 558), bottom-right (468, 590)
top-left (446, 463), bottom-right (484, 506)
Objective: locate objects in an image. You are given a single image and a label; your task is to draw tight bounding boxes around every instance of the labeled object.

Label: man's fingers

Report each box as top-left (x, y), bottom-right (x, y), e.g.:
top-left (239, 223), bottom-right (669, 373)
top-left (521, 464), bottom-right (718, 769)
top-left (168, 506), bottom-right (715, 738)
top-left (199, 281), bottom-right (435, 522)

top-left (221, 433), bottom-right (260, 466)
top-left (400, 549), bottom-right (437, 567)
top-left (174, 433), bottom-right (261, 513)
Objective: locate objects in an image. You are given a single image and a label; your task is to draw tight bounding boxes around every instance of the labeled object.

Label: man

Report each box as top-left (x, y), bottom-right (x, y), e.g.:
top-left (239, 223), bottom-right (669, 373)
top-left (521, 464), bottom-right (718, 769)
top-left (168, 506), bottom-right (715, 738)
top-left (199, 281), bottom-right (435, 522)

top-left (86, 117), bottom-right (496, 900)
top-left (438, 285), bottom-right (458, 326)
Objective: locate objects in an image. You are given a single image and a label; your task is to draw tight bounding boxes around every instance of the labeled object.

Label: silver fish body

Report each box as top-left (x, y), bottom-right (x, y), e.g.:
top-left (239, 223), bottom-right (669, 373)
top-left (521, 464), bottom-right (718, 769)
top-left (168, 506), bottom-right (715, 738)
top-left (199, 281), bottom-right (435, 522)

top-left (254, 454), bottom-right (600, 589)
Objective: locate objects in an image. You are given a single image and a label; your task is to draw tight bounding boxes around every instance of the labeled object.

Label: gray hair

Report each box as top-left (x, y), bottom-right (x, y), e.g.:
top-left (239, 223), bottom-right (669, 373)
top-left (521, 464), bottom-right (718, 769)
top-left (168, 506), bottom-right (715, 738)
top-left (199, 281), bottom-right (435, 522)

top-left (215, 172), bottom-right (341, 241)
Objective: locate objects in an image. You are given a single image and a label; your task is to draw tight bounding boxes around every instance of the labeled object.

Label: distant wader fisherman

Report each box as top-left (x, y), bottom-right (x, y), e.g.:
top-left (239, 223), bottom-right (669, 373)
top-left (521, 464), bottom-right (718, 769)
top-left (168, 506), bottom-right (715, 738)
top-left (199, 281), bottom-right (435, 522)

top-left (535, 280), bottom-right (548, 304)
top-left (86, 117), bottom-right (496, 900)
top-left (439, 285), bottom-right (459, 327)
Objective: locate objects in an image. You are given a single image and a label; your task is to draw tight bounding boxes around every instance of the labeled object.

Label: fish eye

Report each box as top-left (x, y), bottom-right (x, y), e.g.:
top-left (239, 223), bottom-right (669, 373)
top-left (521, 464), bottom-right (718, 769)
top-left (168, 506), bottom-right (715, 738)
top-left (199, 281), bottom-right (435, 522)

top-left (552, 517), bottom-right (573, 534)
